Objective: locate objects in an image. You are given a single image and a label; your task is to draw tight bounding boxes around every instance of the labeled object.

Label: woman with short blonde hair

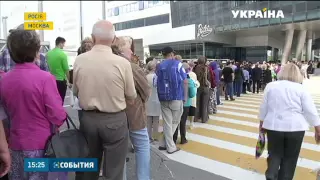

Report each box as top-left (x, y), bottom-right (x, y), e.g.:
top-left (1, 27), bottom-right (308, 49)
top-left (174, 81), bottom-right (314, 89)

top-left (258, 63), bottom-right (320, 179)
top-left (277, 63), bottom-right (303, 84)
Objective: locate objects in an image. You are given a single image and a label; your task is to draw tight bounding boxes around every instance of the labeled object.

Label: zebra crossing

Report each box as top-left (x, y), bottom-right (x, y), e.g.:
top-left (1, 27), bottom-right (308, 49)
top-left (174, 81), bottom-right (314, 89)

top-left (156, 93), bottom-right (320, 180)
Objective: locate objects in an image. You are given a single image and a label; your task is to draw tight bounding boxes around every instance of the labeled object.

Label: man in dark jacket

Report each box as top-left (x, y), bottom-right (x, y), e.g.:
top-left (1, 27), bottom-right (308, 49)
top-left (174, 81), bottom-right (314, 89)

top-left (251, 63), bottom-right (262, 93)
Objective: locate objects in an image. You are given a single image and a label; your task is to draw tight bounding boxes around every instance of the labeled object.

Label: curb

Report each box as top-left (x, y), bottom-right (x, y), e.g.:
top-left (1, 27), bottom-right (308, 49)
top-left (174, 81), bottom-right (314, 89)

top-left (150, 145), bottom-right (170, 161)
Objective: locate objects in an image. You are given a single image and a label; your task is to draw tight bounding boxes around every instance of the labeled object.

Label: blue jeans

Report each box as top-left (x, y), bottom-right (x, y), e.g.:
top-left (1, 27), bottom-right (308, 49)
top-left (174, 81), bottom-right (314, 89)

top-left (225, 82), bottom-right (234, 99)
top-left (126, 128), bottom-right (150, 180)
top-left (235, 80), bottom-right (243, 97)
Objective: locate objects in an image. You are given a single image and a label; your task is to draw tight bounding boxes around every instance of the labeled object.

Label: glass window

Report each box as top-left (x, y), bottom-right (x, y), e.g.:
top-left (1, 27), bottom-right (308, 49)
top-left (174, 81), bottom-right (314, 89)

top-left (307, 10), bottom-right (320, 21)
top-left (133, 19), bottom-right (144, 28)
top-left (184, 44), bottom-right (191, 59)
top-left (307, 1), bottom-right (320, 11)
top-left (134, 2), bottom-right (139, 11)
top-left (191, 44), bottom-right (197, 58)
top-left (107, 9), bottom-right (112, 17)
top-left (118, 23), bottom-right (123, 30)
top-left (259, 19), bottom-right (269, 26)
top-left (293, 12), bottom-right (306, 22)
top-left (197, 44), bottom-right (203, 56)
top-left (144, 1), bottom-right (149, 9)
top-left (139, 1), bottom-right (144, 10)
top-left (240, 19), bottom-right (249, 28)
top-left (249, 19), bottom-right (259, 27)
top-left (281, 4), bottom-right (292, 14)
top-left (148, 1), bottom-right (154, 8)
top-left (294, 2), bottom-right (306, 13)
top-left (114, 7), bottom-right (119, 16)
top-left (126, 4), bottom-right (130, 12)
top-left (176, 44), bottom-right (185, 58)
top-left (119, 6), bottom-right (124, 14)
top-left (269, 17), bottom-right (280, 25)
top-left (145, 14), bottom-right (169, 26)
top-left (281, 13), bottom-right (293, 24)
top-left (130, 3), bottom-right (135, 12)
top-left (223, 16), bottom-right (230, 26)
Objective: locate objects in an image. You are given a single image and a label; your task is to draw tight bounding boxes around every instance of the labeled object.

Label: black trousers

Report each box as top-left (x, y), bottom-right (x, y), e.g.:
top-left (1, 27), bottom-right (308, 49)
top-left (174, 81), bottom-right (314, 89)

top-left (252, 80), bottom-right (260, 93)
top-left (56, 80), bottom-right (67, 103)
top-left (173, 107), bottom-right (189, 142)
top-left (266, 130), bottom-right (305, 180)
top-left (242, 80), bottom-right (248, 93)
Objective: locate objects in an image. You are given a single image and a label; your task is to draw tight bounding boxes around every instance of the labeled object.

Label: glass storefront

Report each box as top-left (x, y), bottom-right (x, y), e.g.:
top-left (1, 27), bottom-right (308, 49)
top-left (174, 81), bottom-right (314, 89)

top-left (149, 43), bottom-right (204, 59)
top-left (171, 1), bottom-right (320, 31)
top-left (149, 42), bottom-right (272, 63)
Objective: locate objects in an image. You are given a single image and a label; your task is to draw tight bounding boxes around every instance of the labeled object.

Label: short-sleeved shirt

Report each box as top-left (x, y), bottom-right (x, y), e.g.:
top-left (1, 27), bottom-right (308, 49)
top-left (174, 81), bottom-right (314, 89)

top-left (73, 45), bottom-right (137, 112)
top-left (222, 66), bottom-right (234, 83)
top-left (46, 48), bottom-right (69, 81)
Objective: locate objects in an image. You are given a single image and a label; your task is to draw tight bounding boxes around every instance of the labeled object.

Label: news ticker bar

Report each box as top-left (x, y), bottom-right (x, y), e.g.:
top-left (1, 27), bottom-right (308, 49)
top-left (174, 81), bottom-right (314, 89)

top-left (24, 158), bottom-right (98, 172)
top-left (24, 12), bottom-right (54, 30)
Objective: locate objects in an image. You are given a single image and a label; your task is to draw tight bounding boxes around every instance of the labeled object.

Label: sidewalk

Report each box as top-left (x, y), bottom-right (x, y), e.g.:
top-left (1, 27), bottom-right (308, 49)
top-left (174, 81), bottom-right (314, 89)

top-left (67, 146), bottom-right (229, 180)
top-left (123, 146), bottom-right (229, 180)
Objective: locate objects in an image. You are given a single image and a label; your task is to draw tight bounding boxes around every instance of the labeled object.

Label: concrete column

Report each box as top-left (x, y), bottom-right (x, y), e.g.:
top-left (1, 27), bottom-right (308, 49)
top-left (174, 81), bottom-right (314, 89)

top-left (301, 44), bottom-right (306, 61)
top-left (281, 29), bottom-right (294, 64)
top-left (295, 30), bottom-right (307, 60)
top-left (312, 50), bottom-right (315, 61)
top-left (307, 38), bottom-right (312, 61)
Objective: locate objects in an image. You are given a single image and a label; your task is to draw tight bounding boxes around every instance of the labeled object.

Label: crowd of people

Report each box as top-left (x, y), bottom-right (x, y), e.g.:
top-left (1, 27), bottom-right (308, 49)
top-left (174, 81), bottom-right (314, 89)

top-left (0, 19), bottom-right (319, 180)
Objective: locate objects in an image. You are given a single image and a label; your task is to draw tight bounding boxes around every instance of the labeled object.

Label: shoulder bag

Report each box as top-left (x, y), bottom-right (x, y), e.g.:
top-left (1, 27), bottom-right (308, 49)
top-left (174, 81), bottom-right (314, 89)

top-left (45, 115), bottom-right (89, 158)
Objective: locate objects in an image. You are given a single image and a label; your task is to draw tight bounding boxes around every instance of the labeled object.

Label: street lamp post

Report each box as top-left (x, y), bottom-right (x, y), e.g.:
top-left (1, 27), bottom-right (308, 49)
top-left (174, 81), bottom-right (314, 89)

top-left (102, 1), bottom-right (106, 20)
top-left (79, 1), bottom-right (83, 41)
top-left (38, 1), bottom-right (44, 42)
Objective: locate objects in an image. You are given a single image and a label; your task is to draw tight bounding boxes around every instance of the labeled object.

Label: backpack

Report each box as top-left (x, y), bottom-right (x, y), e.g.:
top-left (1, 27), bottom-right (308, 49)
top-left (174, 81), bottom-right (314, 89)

top-left (157, 60), bottom-right (180, 101)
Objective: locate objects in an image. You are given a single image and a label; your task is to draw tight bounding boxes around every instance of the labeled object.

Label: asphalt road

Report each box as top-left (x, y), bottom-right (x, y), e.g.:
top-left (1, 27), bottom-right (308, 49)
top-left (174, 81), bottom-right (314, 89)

top-left (63, 89), bottom-right (229, 180)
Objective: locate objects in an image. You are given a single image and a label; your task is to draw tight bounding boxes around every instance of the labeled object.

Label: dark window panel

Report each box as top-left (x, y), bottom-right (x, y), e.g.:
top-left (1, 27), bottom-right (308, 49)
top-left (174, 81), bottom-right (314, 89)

top-left (307, 10), bottom-right (320, 21)
top-left (269, 17), bottom-right (280, 25)
top-left (294, 2), bottom-right (306, 13)
top-left (249, 19), bottom-right (259, 28)
top-left (139, 1), bottom-right (144, 10)
top-left (306, 1), bottom-right (320, 11)
top-left (114, 7), bottom-right (119, 16)
top-left (293, 12), bottom-right (306, 22)
top-left (259, 19), bottom-right (269, 27)
top-left (281, 13), bottom-right (293, 24)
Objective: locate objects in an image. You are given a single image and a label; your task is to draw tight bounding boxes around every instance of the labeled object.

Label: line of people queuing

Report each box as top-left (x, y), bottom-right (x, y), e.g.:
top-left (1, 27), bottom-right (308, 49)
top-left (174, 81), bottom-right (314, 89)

top-left (0, 19), bottom-right (318, 180)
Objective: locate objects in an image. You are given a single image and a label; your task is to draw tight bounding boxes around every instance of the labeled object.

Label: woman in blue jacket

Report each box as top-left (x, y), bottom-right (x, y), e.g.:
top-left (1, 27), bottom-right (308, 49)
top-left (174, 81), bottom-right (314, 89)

top-left (173, 63), bottom-right (197, 144)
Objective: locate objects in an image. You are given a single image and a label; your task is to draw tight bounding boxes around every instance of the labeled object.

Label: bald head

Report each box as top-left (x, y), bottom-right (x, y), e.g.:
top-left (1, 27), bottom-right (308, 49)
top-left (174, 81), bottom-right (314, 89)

top-left (92, 20), bottom-right (115, 46)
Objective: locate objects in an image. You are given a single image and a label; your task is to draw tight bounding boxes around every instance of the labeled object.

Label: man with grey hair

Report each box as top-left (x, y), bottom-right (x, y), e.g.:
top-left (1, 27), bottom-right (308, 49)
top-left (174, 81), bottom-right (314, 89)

top-left (73, 20), bottom-right (136, 180)
top-left (0, 24), bottom-right (48, 72)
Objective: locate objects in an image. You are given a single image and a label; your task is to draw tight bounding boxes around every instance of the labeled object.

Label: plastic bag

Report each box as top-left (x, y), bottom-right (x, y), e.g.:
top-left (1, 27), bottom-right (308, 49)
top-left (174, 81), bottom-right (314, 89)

top-left (255, 131), bottom-right (266, 159)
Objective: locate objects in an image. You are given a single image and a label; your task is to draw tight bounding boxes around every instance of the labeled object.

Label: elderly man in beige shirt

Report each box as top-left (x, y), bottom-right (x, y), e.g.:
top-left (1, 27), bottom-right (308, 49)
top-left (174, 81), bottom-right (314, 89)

top-left (73, 20), bottom-right (136, 180)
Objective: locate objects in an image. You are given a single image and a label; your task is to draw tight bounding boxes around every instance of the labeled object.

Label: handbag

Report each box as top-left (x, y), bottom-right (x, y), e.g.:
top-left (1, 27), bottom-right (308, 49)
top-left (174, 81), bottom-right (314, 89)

top-left (45, 115), bottom-right (89, 158)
